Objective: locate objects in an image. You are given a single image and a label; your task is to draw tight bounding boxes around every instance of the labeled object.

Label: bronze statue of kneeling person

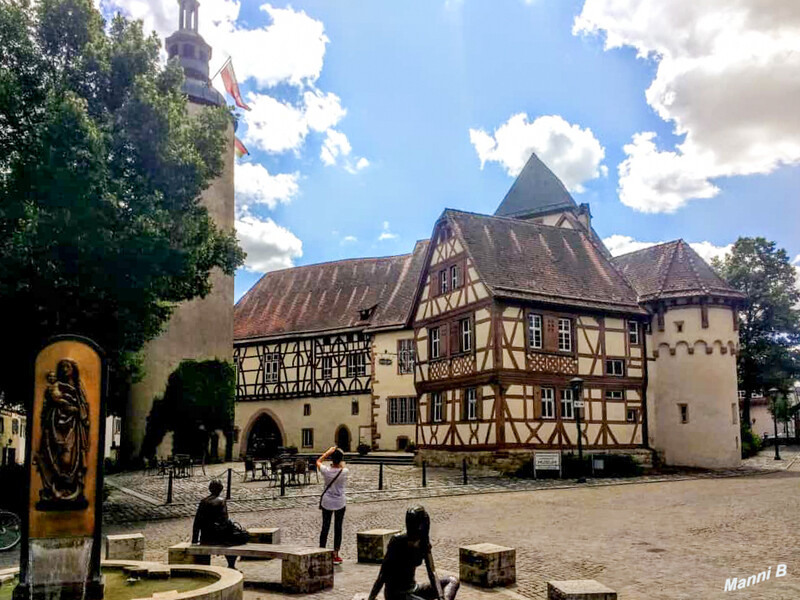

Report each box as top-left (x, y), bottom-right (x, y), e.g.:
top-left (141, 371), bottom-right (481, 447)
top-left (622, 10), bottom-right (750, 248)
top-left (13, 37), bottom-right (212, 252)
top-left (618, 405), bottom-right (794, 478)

top-left (192, 479), bottom-right (249, 568)
top-left (367, 506), bottom-right (459, 600)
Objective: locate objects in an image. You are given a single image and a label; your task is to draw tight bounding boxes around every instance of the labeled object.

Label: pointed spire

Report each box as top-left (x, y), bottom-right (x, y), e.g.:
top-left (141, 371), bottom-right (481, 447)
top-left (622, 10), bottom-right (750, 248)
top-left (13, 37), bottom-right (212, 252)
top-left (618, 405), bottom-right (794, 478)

top-left (494, 153), bottom-right (577, 219)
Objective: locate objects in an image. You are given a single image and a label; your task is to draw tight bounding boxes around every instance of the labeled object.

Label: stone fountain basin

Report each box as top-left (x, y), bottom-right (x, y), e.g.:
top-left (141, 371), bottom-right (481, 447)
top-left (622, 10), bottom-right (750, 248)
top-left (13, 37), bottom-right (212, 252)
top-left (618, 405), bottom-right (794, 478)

top-left (0, 560), bottom-right (242, 600)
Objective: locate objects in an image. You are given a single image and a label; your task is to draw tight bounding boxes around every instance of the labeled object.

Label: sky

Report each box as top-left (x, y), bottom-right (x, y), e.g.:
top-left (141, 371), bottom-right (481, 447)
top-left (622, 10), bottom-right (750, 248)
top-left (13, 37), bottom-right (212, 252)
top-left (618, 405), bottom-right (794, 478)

top-left (96, 0), bottom-right (800, 301)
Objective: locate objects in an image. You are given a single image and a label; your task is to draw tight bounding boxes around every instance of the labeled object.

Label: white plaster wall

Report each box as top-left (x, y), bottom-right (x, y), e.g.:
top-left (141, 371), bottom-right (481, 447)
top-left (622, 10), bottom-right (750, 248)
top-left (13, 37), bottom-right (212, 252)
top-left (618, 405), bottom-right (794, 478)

top-left (125, 104), bottom-right (235, 460)
top-left (234, 393), bottom-right (372, 456)
top-left (372, 330), bottom-right (419, 450)
top-left (649, 306), bottom-right (741, 468)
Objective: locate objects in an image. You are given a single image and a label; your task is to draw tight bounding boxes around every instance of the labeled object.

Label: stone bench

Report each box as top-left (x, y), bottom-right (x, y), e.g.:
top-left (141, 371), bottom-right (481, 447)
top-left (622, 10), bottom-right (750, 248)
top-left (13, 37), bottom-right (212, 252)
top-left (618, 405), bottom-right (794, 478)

top-left (168, 542), bottom-right (333, 593)
top-left (547, 580), bottom-right (617, 600)
top-left (105, 533), bottom-right (145, 561)
top-left (357, 529), bottom-right (400, 563)
top-left (249, 527), bottom-right (281, 544)
top-left (459, 543), bottom-right (515, 587)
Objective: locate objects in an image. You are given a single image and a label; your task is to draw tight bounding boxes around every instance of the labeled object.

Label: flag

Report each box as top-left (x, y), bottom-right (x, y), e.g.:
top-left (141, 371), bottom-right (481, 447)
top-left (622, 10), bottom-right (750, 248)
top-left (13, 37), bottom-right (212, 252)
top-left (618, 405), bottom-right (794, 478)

top-left (219, 59), bottom-right (250, 111)
top-left (234, 137), bottom-right (249, 158)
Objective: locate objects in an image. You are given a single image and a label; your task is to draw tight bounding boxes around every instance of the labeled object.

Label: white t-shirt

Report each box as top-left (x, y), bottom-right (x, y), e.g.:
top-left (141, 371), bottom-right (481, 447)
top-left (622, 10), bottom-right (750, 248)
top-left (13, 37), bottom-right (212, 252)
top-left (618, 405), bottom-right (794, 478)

top-left (320, 464), bottom-right (348, 511)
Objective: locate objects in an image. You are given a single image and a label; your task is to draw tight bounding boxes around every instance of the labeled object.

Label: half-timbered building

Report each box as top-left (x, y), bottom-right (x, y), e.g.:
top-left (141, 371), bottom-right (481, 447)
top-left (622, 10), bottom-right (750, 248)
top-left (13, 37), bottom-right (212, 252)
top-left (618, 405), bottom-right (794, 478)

top-left (232, 241), bottom-right (428, 455)
top-left (233, 152), bottom-right (745, 468)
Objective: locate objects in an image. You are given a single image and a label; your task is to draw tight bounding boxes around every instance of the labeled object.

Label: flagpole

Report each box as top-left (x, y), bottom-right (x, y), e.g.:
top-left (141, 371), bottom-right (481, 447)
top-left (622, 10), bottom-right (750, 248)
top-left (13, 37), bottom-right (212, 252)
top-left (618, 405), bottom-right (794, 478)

top-left (210, 56), bottom-right (232, 82)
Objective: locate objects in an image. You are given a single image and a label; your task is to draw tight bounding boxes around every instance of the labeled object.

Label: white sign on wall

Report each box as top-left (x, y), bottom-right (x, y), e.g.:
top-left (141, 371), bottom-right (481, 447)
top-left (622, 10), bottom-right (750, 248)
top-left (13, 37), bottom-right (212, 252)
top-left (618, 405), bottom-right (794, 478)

top-left (533, 451), bottom-right (561, 478)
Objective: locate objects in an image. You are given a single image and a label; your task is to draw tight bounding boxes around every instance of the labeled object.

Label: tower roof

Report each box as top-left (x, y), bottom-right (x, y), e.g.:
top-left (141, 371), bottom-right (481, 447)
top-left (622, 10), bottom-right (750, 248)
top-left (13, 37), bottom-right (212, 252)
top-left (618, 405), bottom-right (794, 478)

top-left (494, 153), bottom-right (577, 218)
top-left (612, 240), bottom-right (746, 303)
top-left (164, 0), bottom-right (224, 106)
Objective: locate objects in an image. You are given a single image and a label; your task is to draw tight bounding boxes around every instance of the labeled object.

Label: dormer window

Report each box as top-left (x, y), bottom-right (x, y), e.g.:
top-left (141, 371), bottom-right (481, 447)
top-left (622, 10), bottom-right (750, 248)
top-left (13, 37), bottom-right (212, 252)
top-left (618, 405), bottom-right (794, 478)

top-left (359, 305), bottom-right (377, 321)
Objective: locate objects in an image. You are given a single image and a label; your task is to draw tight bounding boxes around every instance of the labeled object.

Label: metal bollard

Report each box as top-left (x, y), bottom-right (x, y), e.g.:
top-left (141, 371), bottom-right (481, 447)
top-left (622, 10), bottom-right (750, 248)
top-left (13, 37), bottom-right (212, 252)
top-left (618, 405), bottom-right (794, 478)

top-left (280, 471), bottom-right (285, 496)
top-left (166, 470), bottom-right (173, 504)
top-left (379, 462), bottom-right (384, 490)
top-left (226, 467), bottom-right (232, 499)
top-left (462, 458), bottom-right (468, 485)
top-left (422, 460), bottom-right (427, 488)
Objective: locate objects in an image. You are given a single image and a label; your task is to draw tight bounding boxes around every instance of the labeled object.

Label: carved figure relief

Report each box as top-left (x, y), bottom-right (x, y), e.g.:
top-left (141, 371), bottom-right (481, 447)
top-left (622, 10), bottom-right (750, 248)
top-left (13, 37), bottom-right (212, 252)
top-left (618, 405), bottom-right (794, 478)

top-left (35, 359), bottom-right (90, 510)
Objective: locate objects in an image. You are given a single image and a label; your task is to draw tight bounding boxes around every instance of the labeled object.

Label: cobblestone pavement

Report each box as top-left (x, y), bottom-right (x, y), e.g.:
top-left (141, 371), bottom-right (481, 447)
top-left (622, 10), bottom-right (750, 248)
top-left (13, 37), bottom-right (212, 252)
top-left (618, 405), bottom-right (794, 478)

top-left (2, 449), bottom-right (797, 599)
top-left (103, 459), bottom-right (778, 524)
top-left (4, 468), bottom-right (793, 600)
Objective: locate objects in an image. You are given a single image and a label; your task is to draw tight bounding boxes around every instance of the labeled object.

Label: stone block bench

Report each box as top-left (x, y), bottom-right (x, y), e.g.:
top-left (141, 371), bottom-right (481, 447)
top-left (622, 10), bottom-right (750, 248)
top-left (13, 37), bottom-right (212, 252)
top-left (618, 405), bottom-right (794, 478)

top-left (459, 543), bottom-right (515, 587)
top-left (547, 580), bottom-right (617, 600)
top-left (168, 542), bottom-right (333, 593)
top-left (357, 529), bottom-right (400, 563)
top-left (249, 527), bottom-right (281, 544)
top-left (106, 533), bottom-right (145, 561)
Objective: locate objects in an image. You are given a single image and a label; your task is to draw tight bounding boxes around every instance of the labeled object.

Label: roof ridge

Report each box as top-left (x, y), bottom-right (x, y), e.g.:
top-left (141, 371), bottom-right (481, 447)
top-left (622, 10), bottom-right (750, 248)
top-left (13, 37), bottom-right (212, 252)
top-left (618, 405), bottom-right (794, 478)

top-left (656, 240), bottom-right (682, 298)
top-left (445, 207), bottom-right (591, 234)
top-left (677, 239), bottom-right (710, 294)
top-left (613, 239), bottom-right (680, 260)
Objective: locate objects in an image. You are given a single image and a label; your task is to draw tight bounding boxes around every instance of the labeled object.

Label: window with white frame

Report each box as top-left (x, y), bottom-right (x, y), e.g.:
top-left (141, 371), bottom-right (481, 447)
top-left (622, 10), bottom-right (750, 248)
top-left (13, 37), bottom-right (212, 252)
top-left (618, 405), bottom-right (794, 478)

top-left (450, 264), bottom-right (460, 289)
top-left (265, 352), bottom-right (280, 382)
top-left (560, 388), bottom-right (574, 420)
top-left (606, 359), bottom-right (624, 376)
top-left (627, 408), bottom-right (638, 423)
top-left (347, 352), bottom-right (366, 377)
top-left (439, 270), bottom-right (448, 295)
top-left (558, 318), bottom-right (572, 352)
top-left (322, 356), bottom-right (333, 379)
top-left (528, 313), bottom-right (542, 349)
top-left (628, 321), bottom-right (640, 345)
top-left (430, 327), bottom-right (441, 359)
top-left (606, 390), bottom-right (624, 401)
top-left (389, 397), bottom-right (417, 424)
top-left (465, 388), bottom-right (477, 421)
top-left (302, 428), bottom-right (314, 448)
top-left (398, 339), bottom-right (415, 374)
top-left (431, 393), bottom-right (443, 423)
top-left (460, 317), bottom-right (472, 353)
top-left (541, 387), bottom-right (555, 419)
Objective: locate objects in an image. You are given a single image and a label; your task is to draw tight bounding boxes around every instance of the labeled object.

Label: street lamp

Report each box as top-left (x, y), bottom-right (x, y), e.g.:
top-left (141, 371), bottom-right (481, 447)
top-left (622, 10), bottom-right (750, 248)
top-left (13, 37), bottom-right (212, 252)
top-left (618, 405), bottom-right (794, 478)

top-left (769, 388), bottom-right (781, 461)
top-left (570, 377), bottom-right (585, 483)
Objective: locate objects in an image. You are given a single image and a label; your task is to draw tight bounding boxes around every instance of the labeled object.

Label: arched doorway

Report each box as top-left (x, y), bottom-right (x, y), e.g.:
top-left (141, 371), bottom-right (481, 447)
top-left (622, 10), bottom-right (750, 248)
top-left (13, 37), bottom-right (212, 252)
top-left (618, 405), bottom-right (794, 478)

top-left (247, 413), bottom-right (284, 459)
top-left (336, 425), bottom-right (351, 452)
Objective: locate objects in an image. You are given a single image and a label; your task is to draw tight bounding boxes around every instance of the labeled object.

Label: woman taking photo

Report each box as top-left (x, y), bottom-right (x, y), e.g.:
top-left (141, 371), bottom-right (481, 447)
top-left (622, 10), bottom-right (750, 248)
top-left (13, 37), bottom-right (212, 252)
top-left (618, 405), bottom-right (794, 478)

top-left (317, 445), bottom-right (348, 563)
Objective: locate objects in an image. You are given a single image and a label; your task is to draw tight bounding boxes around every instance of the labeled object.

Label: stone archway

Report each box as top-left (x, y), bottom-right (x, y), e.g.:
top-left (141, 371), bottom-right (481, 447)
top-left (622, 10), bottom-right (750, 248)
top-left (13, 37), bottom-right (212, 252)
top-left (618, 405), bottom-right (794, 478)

top-left (335, 425), bottom-right (352, 452)
top-left (242, 410), bottom-right (285, 459)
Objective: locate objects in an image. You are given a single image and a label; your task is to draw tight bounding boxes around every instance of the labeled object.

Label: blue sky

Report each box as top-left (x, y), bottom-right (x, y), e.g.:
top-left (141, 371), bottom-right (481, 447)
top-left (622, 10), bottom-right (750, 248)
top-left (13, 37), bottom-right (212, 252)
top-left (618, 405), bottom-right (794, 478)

top-left (99, 1), bottom-right (800, 301)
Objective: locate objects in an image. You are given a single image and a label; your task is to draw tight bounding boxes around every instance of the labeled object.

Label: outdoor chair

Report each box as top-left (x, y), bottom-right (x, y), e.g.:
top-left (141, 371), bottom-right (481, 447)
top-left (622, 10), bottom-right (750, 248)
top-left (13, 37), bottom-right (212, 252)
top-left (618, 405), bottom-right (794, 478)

top-left (243, 457), bottom-right (256, 482)
top-left (294, 458), bottom-right (309, 484)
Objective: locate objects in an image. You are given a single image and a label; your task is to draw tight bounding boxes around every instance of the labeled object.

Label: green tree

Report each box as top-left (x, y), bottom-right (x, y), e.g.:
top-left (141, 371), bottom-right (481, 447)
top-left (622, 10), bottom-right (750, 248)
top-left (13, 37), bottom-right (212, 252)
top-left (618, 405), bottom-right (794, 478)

top-left (0, 0), bottom-right (244, 414)
top-left (713, 238), bottom-right (800, 427)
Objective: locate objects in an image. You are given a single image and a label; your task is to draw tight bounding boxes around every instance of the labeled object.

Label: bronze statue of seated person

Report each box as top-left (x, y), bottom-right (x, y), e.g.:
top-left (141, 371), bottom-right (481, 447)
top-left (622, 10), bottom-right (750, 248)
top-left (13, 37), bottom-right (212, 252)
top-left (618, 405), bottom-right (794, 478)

top-left (367, 506), bottom-right (459, 600)
top-left (192, 480), bottom-right (249, 568)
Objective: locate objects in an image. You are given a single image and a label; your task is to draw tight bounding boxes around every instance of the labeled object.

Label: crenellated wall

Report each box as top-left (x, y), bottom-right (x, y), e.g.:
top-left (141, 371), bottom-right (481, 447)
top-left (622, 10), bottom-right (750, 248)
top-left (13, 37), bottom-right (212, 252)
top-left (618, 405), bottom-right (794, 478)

top-left (647, 304), bottom-right (741, 468)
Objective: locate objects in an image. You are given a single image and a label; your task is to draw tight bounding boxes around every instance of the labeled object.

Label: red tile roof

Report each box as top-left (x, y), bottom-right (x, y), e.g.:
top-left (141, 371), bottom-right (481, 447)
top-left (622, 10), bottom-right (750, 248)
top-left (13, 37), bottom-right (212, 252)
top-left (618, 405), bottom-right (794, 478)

top-left (234, 240), bottom-right (429, 340)
top-left (446, 210), bottom-right (646, 314)
top-left (612, 240), bottom-right (746, 303)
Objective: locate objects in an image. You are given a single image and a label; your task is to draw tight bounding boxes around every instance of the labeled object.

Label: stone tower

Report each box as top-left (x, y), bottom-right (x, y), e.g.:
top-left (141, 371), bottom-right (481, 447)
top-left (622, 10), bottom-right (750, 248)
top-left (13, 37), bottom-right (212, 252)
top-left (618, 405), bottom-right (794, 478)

top-left (123, 0), bottom-right (235, 460)
top-left (614, 241), bottom-right (746, 468)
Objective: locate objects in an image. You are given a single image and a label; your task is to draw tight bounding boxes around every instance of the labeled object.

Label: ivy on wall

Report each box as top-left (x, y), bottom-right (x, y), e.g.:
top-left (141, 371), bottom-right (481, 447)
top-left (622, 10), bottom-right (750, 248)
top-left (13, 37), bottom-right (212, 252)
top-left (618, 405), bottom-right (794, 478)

top-left (141, 359), bottom-right (235, 459)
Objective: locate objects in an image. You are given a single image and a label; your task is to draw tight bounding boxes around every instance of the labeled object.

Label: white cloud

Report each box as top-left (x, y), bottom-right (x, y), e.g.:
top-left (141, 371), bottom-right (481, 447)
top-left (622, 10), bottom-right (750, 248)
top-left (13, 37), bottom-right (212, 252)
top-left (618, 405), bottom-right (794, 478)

top-left (101, 1), bottom-right (328, 88)
top-left (341, 235), bottom-right (357, 244)
top-left (321, 130), bottom-right (352, 166)
top-left (603, 234), bottom-right (732, 264)
top-left (575, 1), bottom-right (800, 212)
top-left (378, 221), bottom-right (398, 241)
top-left (793, 255), bottom-right (800, 265)
top-left (235, 162), bottom-right (299, 210)
top-left (241, 94), bottom-right (312, 154)
top-left (235, 214), bottom-right (303, 273)
top-left (469, 114), bottom-right (607, 193)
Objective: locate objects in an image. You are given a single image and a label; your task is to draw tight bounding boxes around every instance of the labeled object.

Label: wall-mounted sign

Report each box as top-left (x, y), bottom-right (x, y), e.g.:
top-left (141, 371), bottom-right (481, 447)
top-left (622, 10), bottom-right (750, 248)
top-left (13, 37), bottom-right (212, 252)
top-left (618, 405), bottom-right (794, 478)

top-left (379, 357), bottom-right (393, 365)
